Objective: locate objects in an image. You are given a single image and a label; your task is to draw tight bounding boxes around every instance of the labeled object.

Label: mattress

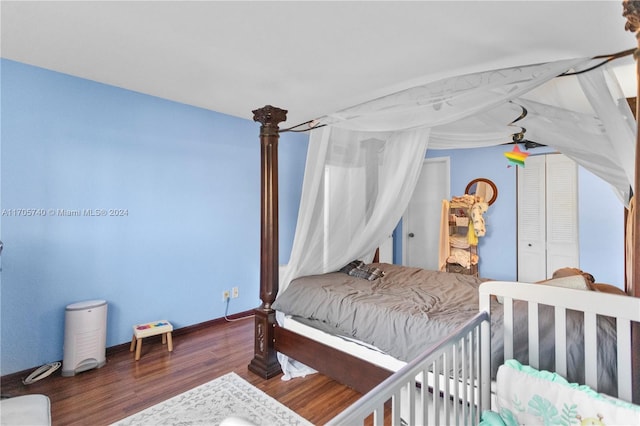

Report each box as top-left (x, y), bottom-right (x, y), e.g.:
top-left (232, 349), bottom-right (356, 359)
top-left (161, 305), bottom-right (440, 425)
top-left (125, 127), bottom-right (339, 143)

top-left (279, 314), bottom-right (406, 372)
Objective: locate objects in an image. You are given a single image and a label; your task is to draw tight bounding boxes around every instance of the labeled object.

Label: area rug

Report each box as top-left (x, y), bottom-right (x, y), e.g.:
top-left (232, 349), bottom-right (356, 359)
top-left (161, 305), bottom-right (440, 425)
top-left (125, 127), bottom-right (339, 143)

top-left (110, 372), bottom-right (313, 426)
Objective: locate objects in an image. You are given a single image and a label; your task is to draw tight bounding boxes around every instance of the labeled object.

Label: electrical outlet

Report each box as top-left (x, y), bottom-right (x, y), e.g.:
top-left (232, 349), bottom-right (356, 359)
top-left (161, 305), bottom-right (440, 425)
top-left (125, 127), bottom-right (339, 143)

top-left (232, 287), bottom-right (239, 298)
top-left (222, 290), bottom-right (230, 302)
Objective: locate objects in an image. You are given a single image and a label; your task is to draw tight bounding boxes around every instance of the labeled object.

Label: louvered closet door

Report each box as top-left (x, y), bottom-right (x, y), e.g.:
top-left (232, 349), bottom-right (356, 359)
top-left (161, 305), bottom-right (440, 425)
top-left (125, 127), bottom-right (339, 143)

top-left (517, 154), bottom-right (578, 282)
top-left (544, 154), bottom-right (579, 277)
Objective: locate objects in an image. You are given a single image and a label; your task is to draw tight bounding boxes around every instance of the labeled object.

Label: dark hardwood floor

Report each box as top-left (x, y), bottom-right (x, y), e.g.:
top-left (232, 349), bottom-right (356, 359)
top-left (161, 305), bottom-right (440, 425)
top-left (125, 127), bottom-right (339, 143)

top-left (0, 315), bottom-right (365, 425)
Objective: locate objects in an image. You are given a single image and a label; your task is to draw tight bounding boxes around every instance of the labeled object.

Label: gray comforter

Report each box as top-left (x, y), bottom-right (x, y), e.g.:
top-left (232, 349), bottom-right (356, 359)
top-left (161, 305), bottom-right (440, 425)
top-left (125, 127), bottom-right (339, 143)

top-left (273, 263), bottom-right (486, 363)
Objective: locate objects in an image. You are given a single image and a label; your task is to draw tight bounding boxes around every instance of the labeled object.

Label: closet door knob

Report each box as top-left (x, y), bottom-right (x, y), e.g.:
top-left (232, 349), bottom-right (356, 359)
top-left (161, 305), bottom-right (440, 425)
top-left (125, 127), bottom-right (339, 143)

top-left (408, 233), bottom-right (415, 238)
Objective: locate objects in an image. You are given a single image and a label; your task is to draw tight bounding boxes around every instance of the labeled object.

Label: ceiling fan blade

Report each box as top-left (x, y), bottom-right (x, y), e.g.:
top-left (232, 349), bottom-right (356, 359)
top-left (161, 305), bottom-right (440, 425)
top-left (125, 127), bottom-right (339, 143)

top-left (522, 139), bottom-right (546, 149)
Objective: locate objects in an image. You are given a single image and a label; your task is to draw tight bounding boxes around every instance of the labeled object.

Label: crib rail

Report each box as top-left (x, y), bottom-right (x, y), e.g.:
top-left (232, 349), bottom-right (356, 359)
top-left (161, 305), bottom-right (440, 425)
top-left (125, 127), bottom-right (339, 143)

top-left (326, 311), bottom-right (490, 426)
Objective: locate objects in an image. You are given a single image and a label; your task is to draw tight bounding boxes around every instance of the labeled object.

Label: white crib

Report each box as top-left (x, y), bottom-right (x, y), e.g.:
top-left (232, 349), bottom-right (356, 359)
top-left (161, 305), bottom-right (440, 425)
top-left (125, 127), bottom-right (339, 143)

top-left (326, 281), bottom-right (640, 425)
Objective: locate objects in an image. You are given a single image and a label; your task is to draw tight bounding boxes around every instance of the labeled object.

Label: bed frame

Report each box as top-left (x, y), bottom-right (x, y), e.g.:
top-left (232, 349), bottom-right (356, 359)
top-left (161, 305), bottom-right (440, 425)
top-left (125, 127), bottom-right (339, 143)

top-left (248, 1), bottom-right (640, 402)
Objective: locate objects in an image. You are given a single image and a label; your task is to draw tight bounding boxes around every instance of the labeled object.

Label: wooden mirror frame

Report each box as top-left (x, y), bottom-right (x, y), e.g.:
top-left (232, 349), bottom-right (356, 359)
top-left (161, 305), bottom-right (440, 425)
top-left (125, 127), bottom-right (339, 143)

top-left (465, 178), bottom-right (498, 205)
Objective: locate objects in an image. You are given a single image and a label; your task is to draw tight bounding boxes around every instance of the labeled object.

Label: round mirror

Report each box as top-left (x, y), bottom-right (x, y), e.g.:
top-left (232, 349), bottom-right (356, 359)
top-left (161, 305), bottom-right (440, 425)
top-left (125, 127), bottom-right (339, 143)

top-left (465, 178), bottom-right (498, 205)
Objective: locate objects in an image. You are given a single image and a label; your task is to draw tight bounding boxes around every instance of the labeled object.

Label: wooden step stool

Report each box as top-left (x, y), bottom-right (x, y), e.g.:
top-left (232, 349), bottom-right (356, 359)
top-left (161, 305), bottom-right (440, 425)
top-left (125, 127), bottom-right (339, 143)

top-left (130, 320), bottom-right (173, 361)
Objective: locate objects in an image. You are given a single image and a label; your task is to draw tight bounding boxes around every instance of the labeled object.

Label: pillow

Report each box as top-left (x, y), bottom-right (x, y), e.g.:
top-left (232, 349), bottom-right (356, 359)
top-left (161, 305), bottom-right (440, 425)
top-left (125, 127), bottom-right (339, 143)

top-left (537, 275), bottom-right (592, 291)
top-left (495, 275), bottom-right (591, 305)
top-left (493, 360), bottom-right (640, 426)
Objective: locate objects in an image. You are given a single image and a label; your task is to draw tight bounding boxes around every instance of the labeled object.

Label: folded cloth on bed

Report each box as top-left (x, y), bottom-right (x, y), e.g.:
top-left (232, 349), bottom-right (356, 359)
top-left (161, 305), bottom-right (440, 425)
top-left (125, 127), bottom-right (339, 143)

top-left (339, 260), bottom-right (384, 281)
top-left (480, 360), bottom-right (640, 426)
top-left (339, 260), bottom-right (365, 274)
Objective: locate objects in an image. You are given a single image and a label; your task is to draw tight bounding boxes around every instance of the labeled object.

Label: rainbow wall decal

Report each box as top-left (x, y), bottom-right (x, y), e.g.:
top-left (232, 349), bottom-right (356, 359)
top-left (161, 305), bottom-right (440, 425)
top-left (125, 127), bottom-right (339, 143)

top-left (504, 145), bottom-right (529, 168)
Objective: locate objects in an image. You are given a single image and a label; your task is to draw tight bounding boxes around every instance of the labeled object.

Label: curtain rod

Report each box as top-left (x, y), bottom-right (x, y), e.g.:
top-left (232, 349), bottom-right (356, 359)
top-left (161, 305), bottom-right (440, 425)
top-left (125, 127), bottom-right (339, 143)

top-left (559, 47), bottom-right (636, 77)
top-left (279, 120), bottom-right (325, 133)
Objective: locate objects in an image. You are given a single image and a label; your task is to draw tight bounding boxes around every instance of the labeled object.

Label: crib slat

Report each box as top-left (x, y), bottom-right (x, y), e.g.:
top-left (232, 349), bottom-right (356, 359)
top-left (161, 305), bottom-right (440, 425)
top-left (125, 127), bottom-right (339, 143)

top-left (374, 404), bottom-right (384, 426)
top-left (554, 305), bottom-right (567, 377)
top-left (461, 334), bottom-right (469, 424)
top-left (452, 340), bottom-right (460, 425)
top-left (583, 311), bottom-right (597, 389)
top-left (408, 379), bottom-right (417, 426)
top-left (432, 359), bottom-right (441, 425)
top-left (480, 316), bottom-right (491, 416)
top-left (474, 325), bottom-right (482, 425)
top-left (617, 318), bottom-right (632, 401)
top-left (421, 368), bottom-right (429, 425)
top-left (443, 348), bottom-right (451, 424)
top-left (528, 301), bottom-right (539, 368)
top-left (503, 297), bottom-right (514, 360)
top-left (391, 389), bottom-right (401, 426)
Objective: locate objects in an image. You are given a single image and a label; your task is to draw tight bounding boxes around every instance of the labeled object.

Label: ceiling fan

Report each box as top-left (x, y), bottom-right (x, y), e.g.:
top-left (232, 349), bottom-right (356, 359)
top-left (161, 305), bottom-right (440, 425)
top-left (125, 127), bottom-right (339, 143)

top-left (506, 103), bottom-right (546, 150)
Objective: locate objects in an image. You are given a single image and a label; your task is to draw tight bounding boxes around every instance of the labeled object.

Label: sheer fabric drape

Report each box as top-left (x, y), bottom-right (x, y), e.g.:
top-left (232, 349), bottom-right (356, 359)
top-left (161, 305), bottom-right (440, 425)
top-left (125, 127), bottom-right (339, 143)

top-left (276, 57), bottom-right (636, 379)
top-left (519, 67), bottom-right (636, 203)
top-left (279, 125), bottom-right (430, 293)
top-left (280, 57), bottom-right (621, 293)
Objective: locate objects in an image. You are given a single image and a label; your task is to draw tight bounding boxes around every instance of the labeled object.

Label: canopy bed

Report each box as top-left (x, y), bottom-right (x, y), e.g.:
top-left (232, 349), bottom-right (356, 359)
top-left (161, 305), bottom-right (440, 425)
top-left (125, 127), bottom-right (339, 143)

top-left (247, 1), bottom-right (640, 409)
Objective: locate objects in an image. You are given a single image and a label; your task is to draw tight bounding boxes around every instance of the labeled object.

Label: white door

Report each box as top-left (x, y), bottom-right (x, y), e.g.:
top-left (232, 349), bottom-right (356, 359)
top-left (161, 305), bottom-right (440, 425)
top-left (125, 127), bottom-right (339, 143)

top-left (517, 154), bottom-right (578, 282)
top-left (403, 157), bottom-right (450, 269)
top-left (378, 234), bottom-right (393, 263)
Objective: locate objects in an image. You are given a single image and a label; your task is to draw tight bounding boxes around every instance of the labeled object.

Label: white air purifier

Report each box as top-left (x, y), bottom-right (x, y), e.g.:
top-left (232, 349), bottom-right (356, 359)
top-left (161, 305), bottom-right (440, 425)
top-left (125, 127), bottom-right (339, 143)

top-left (62, 299), bottom-right (107, 377)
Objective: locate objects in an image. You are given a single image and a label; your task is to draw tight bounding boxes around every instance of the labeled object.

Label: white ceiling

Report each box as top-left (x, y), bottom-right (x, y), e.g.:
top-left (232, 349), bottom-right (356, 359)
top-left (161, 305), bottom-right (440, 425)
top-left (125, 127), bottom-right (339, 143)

top-left (1, 1), bottom-right (637, 126)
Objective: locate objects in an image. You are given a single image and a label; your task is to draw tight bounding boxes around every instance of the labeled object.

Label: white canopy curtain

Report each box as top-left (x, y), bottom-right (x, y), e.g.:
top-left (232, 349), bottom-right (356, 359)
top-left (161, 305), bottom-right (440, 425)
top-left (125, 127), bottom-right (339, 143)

top-left (280, 57), bottom-right (596, 294)
top-left (276, 56), bottom-right (636, 379)
top-left (519, 65), bottom-right (636, 204)
top-left (280, 125), bottom-right (430, 291)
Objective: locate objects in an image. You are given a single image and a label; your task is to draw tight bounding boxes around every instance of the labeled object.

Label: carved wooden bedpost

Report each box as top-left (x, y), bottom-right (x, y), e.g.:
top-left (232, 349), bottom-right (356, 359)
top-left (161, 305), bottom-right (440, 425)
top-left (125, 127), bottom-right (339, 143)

top-left (622, 0), bottom-right (640, 404)
top-left (248, 105), bottom-right (287, 378)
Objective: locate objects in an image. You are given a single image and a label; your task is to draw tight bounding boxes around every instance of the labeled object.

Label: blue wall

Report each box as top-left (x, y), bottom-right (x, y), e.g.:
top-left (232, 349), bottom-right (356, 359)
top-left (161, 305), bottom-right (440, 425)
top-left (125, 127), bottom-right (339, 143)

top-left (0, 59), bottom-right (309, 375)
top-left (578, 166), bottom-right (625, 287)
top-left (422, 145), bottom-right (625, 285)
